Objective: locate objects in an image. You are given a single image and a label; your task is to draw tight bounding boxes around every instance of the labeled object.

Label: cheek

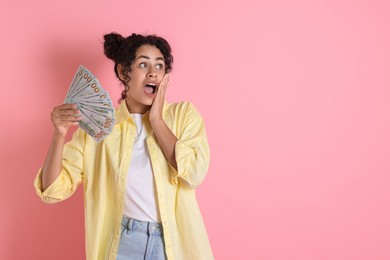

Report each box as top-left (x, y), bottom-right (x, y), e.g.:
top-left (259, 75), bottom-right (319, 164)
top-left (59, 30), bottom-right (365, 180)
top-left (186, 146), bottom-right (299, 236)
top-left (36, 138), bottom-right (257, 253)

top-left (129, 72), bottom-right (143, 83)
top-left (157, 71), bottom-right (166, 79)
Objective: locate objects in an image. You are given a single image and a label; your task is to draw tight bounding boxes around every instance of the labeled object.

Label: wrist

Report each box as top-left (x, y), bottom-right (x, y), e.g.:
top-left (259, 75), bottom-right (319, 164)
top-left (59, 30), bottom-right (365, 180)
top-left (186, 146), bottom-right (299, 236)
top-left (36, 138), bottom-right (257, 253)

top-left (52, 132), bottom-right (66, 140)
top-left (150, 117), bottom-right (164, 128)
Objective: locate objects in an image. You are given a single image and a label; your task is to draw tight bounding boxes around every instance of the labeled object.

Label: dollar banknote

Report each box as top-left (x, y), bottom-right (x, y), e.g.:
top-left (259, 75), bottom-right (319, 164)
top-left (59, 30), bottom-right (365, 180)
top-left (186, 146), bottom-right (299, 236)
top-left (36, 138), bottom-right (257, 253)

top-left (64, 65), bottom-right (115, 142)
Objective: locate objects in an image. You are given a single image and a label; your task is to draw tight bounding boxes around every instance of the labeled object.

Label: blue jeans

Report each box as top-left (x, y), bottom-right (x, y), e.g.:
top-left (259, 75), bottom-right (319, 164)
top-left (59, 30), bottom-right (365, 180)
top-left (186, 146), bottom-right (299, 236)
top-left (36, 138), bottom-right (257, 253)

top-left (116, 217), bottom-right (167, 260)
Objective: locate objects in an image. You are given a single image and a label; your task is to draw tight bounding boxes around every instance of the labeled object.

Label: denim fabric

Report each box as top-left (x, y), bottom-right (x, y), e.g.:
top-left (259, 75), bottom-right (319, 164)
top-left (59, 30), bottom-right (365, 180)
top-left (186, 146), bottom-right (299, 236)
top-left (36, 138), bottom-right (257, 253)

top-left (116, 217), bottom-right (167, 260)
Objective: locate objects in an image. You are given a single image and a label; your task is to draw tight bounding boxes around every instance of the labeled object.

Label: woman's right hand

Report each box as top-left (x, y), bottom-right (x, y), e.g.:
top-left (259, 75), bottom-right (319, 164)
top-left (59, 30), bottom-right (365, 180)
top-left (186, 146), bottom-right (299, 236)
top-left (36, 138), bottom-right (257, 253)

top-left (51, 104), bottom-right (82, 137)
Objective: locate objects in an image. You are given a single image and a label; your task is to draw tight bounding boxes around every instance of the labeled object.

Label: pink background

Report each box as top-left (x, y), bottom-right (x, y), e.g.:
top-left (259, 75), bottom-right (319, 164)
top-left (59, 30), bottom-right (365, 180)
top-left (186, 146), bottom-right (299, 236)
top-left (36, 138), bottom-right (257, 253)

top-left (1, 0), bottom-right (390, 259)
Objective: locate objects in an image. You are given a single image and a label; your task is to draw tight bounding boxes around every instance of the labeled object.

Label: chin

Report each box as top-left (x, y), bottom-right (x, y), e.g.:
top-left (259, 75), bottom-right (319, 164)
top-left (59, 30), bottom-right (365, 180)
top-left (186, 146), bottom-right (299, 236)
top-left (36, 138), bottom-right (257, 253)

top-left (144, 96), bottom-right (155, 104)
top-left (143, 99), bottom-right (154, 106)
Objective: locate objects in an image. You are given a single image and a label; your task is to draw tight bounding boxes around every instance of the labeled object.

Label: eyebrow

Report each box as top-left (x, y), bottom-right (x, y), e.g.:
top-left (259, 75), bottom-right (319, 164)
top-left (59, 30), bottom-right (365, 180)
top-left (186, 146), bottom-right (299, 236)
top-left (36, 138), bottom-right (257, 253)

top-left (136, 55), bottom-right (165, 61)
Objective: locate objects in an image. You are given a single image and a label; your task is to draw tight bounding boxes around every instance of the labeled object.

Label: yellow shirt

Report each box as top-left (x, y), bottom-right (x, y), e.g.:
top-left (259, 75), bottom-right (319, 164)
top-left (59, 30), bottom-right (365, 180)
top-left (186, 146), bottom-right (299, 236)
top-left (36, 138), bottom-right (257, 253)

top-left (34, 101), bottom-right (214, 260)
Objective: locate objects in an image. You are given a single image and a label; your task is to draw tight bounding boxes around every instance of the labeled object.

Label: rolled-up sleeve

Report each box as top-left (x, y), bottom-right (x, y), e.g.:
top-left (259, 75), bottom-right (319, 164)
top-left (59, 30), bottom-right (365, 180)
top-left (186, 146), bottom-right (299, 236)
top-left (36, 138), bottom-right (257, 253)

top-left (34, 129), bottom-right (86, 204)
top-left (170, 102), bottom-right (210, 189)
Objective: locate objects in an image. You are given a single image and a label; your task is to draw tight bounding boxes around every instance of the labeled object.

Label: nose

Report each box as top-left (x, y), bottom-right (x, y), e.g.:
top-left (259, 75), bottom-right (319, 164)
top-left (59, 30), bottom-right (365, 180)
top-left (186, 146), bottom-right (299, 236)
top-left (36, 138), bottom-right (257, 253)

top-left (147, 67), bottom-right (157, 78)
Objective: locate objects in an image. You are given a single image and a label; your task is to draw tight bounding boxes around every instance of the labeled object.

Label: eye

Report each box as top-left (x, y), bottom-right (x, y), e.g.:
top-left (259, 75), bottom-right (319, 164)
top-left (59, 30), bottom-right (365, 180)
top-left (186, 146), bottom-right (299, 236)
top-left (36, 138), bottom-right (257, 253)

top-left (155, 64), bottom-right (164, 70)
top-left (139, 62), bottom-right (147, 68)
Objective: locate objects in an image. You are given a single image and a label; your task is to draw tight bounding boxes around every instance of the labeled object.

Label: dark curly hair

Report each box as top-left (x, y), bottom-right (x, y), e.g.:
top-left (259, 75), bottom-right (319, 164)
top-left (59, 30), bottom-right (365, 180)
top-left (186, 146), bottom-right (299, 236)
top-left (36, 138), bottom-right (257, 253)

top-left (103, 32), bottom-right (174, 101)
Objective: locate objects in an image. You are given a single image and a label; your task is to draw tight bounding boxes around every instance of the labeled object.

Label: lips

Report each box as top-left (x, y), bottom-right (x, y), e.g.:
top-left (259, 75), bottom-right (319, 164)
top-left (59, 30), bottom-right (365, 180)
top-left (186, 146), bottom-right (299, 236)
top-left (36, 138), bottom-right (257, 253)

top-left (145, 83), bottom-right (157, 94)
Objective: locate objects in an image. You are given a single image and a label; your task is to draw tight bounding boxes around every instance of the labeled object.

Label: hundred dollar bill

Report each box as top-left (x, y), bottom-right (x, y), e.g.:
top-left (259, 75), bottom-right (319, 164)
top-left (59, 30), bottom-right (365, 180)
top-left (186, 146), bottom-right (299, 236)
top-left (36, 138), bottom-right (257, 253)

top-left (64, 65), bottom-right (115, 142)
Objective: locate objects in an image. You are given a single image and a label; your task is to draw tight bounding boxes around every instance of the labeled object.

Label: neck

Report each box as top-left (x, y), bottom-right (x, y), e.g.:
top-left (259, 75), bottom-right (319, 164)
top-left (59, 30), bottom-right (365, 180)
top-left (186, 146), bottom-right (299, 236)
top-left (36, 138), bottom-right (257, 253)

top-left (125, 101), bottom-right (150, 114)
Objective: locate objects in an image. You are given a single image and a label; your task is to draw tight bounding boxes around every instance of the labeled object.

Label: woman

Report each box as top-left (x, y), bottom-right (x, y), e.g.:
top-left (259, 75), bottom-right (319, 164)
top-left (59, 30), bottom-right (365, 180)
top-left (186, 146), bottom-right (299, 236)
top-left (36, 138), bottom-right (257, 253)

top-left (34, 33), bottom-right (214, 260)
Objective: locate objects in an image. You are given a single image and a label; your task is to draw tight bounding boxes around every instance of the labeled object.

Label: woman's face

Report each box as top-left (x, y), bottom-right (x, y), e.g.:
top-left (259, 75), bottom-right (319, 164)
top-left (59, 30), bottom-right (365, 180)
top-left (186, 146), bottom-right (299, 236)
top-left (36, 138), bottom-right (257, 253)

top-left (123, 44), bottom-right (166, 114)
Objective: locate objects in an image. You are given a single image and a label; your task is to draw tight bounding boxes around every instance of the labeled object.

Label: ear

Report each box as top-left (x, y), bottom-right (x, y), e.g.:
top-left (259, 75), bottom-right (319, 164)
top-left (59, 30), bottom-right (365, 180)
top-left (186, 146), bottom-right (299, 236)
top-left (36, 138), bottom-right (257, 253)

top-left (117, 64), bottom-right (127, 82)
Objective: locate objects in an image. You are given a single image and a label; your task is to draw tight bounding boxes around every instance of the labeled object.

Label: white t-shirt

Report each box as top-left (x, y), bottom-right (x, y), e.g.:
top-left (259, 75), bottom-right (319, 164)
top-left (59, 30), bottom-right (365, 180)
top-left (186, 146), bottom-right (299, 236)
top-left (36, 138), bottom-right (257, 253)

top-left (123, 114), bottom-right (161, 223)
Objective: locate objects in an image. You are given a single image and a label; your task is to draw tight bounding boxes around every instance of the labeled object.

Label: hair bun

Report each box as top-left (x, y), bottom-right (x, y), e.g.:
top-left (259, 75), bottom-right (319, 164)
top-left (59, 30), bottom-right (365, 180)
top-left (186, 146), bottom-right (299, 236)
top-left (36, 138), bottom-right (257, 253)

top-left (103, 32), bottom-right (126, 62)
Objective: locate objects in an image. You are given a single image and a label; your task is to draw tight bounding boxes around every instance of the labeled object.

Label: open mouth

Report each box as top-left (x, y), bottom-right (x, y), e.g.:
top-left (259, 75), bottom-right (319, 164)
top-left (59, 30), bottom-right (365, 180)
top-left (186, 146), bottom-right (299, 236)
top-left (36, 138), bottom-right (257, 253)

top-left (145, 83), bottom-right (157, 94)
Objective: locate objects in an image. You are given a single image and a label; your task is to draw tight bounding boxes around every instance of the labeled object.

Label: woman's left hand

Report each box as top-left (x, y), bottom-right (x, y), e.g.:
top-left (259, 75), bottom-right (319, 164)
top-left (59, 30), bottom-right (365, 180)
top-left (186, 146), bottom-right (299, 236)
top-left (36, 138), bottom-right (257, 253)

top-left (150, 73), bottom-right (169, 123)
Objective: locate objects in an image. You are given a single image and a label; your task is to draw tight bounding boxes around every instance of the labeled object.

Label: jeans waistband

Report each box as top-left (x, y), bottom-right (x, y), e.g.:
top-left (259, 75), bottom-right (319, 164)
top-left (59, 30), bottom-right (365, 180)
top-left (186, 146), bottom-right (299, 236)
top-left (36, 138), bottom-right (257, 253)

top-left (121, 217), bottom-right (163, 235)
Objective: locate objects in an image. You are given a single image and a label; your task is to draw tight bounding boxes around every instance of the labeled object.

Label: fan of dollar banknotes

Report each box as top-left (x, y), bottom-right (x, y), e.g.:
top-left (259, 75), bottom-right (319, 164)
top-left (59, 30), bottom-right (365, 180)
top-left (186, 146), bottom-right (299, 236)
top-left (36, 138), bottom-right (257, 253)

top-left (64, 65), bottom-right (115, 142)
